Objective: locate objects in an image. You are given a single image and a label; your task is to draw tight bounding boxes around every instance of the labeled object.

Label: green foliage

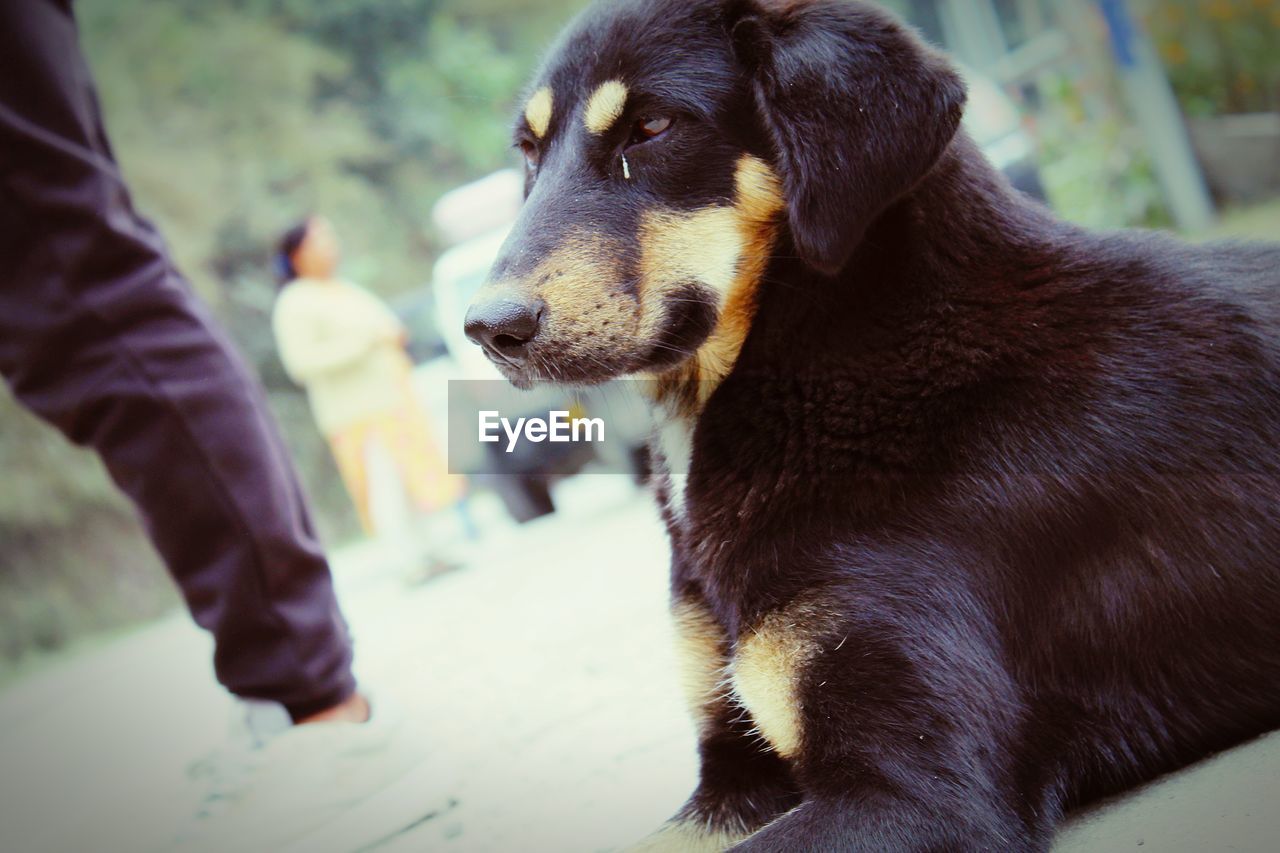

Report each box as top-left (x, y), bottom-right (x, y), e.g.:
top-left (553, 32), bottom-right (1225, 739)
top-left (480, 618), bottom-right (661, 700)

top-left (0, 389), bottom-right (174, 675)
top-left (82, 0), bottom-right (397, 299)
top-left (0, 395), bottom-right (120, 531)
top-left (1141, 0), bottom-right (1280, 117)
top-left (383, 18), bottom-right (528, 173)
top-left (1035, 73), bottom-right (1172, 229)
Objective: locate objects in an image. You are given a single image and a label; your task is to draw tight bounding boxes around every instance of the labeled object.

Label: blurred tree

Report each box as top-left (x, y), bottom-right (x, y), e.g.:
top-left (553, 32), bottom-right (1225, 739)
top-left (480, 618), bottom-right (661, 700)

top-left (0, 389), bottom-right (174, 674)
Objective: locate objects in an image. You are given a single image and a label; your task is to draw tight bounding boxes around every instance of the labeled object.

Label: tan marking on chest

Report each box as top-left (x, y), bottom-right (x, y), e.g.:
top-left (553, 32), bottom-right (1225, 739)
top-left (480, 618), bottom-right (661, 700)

top-left (639, 156), bottom-right (786, 415)
top-left (655, 414), bottom-right (694, 519)
top-left (524, 87), bottom-right (553, 138)
top-left (731, 598), bottom-right (834, 759)
top-left (584, 80), bottom-right (629, 135)
top-left (670, 598), bottom-right (730, 734)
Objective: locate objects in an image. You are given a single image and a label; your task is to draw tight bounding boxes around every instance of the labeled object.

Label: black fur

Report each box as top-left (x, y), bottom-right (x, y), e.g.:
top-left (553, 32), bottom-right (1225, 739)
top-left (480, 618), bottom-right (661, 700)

top-left (487, 1), bottom-right (1280, 849)
top-left (649, 282), bottom-right (721, 369)
top-left (729, 0), bottom-right (966, 274)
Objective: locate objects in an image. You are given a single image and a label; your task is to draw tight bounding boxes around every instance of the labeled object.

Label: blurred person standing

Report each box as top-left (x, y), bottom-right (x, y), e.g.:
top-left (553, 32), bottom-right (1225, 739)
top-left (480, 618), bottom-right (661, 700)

top-left (272, 217), bottom-right (466, 568)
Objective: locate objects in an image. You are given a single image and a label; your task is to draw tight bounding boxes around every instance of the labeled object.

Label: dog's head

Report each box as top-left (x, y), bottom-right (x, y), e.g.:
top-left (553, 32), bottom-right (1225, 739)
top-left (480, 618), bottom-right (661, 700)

top-left (464, 0), bottom-right (966, 388)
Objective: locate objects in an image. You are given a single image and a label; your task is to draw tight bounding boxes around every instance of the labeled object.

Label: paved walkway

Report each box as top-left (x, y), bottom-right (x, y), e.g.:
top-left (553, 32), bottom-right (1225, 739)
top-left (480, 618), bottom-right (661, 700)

top-left (1, 479), bottom-right (1277, 852)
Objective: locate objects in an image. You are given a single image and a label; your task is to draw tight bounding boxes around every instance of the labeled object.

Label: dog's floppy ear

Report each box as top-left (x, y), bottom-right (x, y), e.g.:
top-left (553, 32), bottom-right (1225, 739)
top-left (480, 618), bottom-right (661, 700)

top-left (730, 0), bottom-right (967, 275)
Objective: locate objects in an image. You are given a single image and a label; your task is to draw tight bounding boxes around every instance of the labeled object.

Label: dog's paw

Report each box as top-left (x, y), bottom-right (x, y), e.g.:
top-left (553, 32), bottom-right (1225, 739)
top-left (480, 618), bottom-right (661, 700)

top-left (623, 820), bottom-right (748, 853)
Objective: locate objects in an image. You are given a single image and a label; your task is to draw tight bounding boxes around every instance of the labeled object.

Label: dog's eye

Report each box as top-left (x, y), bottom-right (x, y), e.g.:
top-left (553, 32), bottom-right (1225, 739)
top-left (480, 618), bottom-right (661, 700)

top-left (629, 115), bottom-right (673, 146)
top-left (518, 140), bottom-right (539, 170)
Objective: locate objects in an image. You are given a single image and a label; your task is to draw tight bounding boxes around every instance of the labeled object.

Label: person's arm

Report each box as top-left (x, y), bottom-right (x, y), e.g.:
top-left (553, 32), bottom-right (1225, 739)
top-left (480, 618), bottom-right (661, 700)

top-left (354, 284), bottom-right (408, 347)
top-left (272, 289), bottom-right (385, 383)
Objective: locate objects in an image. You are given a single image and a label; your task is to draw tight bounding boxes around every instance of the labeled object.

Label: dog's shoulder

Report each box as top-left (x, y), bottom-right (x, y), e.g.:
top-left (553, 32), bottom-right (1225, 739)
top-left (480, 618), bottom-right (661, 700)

top-left (1177, 237), bottom-right (1280, 328)
top-left (1069, 229), bottom-right (1280, 373)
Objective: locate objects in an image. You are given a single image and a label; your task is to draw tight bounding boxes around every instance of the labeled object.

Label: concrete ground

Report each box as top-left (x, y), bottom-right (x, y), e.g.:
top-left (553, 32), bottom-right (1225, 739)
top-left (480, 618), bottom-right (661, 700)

top-left (1, 478), bottom-right (1277, 853)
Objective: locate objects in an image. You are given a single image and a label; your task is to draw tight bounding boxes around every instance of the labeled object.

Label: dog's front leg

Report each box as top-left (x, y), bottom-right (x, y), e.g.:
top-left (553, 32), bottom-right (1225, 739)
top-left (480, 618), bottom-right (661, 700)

top-left (627, 588), bottom-right (801, 852)
top-left (719, 602), bottom-right (1048, 853)
top-left (725, 793), bottom-right (1030, 853)
top-left (726, 784), bottom-right (1045, 853)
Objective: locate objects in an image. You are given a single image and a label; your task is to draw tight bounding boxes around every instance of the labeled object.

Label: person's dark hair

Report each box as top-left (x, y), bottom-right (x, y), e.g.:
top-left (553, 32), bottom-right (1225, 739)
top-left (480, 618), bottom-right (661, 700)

top-left (273, 220), bottom-right (311, 287)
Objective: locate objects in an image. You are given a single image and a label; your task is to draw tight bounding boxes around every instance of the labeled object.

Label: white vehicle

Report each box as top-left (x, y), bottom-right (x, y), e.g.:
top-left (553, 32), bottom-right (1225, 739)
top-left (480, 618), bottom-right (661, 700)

top-left (961, 65), bottom-right (1047, 200)
top-left (433, 224), bottom-right (514, 382)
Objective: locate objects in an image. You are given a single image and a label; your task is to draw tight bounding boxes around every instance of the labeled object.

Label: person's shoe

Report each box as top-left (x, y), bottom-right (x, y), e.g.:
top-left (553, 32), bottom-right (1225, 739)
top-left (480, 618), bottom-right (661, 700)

top-left (176, 696), bottom-right (453, 852)
top-left (405, 554), bottom-right (467, 587)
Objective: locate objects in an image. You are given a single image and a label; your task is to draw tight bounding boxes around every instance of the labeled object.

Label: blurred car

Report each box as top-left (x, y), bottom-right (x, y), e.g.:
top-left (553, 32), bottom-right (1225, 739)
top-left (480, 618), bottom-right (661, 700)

top-left (962, 65), bottom-right (1049, 201)
top-left (391, 289), bottom-right (448, 364)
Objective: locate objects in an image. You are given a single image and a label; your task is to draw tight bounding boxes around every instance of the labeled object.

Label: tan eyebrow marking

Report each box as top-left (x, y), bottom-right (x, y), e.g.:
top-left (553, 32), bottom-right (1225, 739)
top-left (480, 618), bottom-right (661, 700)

top-left (584, 80), bottom-right (629, 135)
top-left (524, 87), bottom-right (553, 138)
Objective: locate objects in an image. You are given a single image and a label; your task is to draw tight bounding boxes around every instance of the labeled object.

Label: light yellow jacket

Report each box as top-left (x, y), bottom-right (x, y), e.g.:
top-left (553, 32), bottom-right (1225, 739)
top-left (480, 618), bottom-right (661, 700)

top-left (272, 277), bottom-right (412, 436)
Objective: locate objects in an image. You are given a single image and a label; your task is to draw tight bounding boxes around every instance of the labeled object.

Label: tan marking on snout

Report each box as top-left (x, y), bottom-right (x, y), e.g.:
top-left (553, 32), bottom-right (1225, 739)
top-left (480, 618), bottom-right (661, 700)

top-left (525, 86), bottom-right (553, 138)
top-left (535, 237), bottom-right (635, 335)
top-left (696, 155), bottom-right (784, 384)
top-left (584, 80), bottom-right (629, 135)
top-left (671, 598), bottom-right (731, 735)
top-left (640, 155), bottom-right (785, 412)
top-left (732, 596), bottom-right (836, 759)
top-left (487, 234), bottom-right (638, 377)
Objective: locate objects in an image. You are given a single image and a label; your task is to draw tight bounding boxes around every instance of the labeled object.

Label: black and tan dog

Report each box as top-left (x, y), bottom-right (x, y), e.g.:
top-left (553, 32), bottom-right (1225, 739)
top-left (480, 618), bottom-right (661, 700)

top-left (463, 0), bottom-right (1280, 849)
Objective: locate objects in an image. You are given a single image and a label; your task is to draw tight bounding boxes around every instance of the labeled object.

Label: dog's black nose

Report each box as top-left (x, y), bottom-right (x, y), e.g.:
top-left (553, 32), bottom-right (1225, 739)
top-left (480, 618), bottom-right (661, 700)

top-left (464, 297), bottom-right (544, 361)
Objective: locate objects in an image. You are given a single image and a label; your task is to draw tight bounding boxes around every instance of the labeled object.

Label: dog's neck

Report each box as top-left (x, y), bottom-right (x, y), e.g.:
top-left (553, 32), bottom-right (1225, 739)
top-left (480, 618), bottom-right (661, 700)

top-left (866, 133), bottom-right (1069, 295)
top-left (744, 134), bottom-right (1070, 361)
top-left (648, 135), bottom-right (1066, 431)
top-left (645, 137), bottom-right (1081, 550)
